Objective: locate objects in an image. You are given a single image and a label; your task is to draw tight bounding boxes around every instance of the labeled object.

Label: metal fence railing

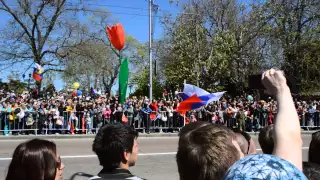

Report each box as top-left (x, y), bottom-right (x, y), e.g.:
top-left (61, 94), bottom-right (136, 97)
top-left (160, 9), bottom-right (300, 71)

top-left (0, 110), bottom-right (186, 135)
top-left (0, 109), bottom-right (319, 135)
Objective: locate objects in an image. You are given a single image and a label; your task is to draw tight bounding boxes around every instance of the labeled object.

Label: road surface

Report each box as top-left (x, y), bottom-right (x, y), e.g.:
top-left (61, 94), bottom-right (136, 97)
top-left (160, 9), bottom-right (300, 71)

top-left (0, 135), bottom-right (312, 180)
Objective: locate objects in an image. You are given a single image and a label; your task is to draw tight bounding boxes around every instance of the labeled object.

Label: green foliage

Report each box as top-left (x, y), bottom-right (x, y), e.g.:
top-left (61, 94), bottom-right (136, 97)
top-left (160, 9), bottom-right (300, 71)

top-left (262, 1), bottom-right (320, 93)
top-left (131, 68), bottom-right (164, 99)
top-left (289, 41), bottom-right (320, 93)
top-left (7, 80), bottom-right (27, 94)
top-left (160, 0), bottom-right (320, 94)
top-left (162, 21), bottom-right (207, 87)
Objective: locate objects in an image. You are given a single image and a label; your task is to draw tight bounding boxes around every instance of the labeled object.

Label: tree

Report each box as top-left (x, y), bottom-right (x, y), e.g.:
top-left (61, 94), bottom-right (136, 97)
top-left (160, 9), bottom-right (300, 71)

top-left (5, 71), bottom-right (28, 93)
top-left (262, 0), bottom-right (320, 91)
top-left (131, 68), bottom-right (164, 99)
top-left (62, 8), bottom-right (143, 94)
top-left (0, 0), bottom-right (93, 90)
top-left (63, 36), bottom-right (142, 94)
top-left (291, 41), bottom-right (320, 93)
top-left (160, 0), bottom-right (268, 94)
top-left (62, 40), bottom-right (117, 92)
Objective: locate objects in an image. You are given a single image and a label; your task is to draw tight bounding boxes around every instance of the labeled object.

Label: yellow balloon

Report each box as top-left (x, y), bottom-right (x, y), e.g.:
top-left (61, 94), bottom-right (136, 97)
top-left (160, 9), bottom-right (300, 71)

top-left (74, 82), bottom-right (80, 89)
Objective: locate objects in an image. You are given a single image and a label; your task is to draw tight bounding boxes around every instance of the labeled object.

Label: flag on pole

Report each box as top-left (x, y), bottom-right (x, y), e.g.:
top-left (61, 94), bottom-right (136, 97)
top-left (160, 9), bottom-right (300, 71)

top-left (119, 58), bottom-right (129, 104)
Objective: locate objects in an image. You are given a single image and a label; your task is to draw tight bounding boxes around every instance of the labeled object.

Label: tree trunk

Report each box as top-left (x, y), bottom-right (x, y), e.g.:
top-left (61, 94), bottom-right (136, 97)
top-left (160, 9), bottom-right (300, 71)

top-left (36, 81), bottom-right (42, 98)
top-left (86, 74), bottom-right (91, 92)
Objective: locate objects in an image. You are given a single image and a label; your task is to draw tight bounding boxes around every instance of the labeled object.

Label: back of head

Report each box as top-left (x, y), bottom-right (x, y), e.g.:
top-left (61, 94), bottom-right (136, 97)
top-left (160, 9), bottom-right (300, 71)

top-left (92, 123), bottom-right (138, 171)
top-left (303, 162), bottom-right (320, 180)
top-left (248, 138), bottom-right (257, 155)
top-left (177, 124), bottom-right (240, 180)
top-left (258, 124), bottom-right (274, 154)
top-left (235, 133), bottom-right (249, 155)
top-left (309, 131), bottom-right (320, 165)
top-left (6, 139), bottom-right (57, 180)
top-left (179, 121), bottom-right (211, 141)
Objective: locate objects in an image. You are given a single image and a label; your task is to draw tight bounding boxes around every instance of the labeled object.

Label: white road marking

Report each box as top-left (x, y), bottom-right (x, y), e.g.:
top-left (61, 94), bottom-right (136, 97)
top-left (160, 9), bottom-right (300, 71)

top-left (0, 147), bottom-right (310, 161)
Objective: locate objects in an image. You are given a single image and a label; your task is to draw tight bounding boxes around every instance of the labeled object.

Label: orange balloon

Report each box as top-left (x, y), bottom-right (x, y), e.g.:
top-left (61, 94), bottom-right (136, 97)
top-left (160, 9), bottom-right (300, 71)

top-left (106, 24), bottom-right (126, 51)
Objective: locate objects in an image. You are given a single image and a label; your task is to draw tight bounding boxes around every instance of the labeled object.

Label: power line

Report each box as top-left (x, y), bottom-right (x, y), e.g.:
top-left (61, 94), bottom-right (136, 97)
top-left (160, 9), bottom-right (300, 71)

top-left (67, 8), bottom-right (160, 17)
top-left (66, 2), bottom-right (151, 11)
top-left (76, 2), bottom-right (199, 15)
top-left (5, 2), bottom-right (166, 12)
top-left (2, 3), bottom-right (199, 17)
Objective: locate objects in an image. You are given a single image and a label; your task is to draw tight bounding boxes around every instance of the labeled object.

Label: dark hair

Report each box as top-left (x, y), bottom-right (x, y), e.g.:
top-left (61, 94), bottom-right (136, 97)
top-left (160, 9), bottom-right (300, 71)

top-left (179, 121), bottom-right (211, 137)
top-left (92, 123), bottom-right (138, 171)
top-left (258, 124), bottom-right (274, 154)
top-left (309, 131), bottom-right (320, 165)
top-left (6, 139), bottom-right (58, 180)
top-left (176, 124), bottom-right (239, 180)
top-left (303, 162), bottom-right (320, 180)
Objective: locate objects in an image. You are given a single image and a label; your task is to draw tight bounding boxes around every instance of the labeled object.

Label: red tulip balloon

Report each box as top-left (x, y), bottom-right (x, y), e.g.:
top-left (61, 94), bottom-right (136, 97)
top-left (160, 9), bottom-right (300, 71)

top-left (106, 24), bottom-right (126, 51)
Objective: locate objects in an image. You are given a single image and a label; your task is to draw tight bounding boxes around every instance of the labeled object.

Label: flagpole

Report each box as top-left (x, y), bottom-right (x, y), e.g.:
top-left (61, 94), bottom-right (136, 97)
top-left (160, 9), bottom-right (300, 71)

top-left (119, 50), bottom-right (122, 103)
top-left (148, 0), bottom-right (153, 102)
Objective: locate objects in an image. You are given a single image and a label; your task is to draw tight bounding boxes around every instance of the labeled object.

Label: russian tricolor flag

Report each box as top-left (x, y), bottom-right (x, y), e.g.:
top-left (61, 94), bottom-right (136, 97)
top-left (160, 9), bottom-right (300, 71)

top-left (32, 68), bottom-right (43, 82)
top-left (32, 63), bottom-right (43, 82)
top-left (177, 84), bottom-right (226, 113)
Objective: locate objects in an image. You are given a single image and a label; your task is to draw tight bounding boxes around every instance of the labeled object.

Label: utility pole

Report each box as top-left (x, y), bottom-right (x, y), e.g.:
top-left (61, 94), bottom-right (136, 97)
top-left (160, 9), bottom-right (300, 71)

top-left (195, 2), bottom-right (200, 87)
top-left (148, 0), bottom-right (153, 101)
top-left (151, 3), bottom-right (159, 77)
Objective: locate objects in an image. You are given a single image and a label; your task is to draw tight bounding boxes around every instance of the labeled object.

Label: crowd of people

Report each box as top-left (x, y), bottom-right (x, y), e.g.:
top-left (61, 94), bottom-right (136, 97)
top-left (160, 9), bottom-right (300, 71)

top-left (4, 69), bottom-right (320, 180)
top-left (1, 80), bottom-right (320, 136)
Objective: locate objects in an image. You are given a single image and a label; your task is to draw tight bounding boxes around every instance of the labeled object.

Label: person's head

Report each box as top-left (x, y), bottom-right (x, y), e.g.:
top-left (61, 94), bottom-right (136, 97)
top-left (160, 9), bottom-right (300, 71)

top-left (258, 124), bottom-right (274, 154)
top-left (235, 132), bottom-right (249, 155)
top-left (92, 123), bottom-right (139, 171)
top-left (6, 139), bottom-right (64, 180)
top-left (309, 131), bottom-right (320, 165)
top-left (234, 131), bottom-right (256, 155)
top-left (177, 123), bottom-right (242, 180)
top-left (303, 162), bottom-right (320, 180)
top-left (248, 138), bottom-right (257, 155)
top-left (178, 121), bottom-right (211, 139)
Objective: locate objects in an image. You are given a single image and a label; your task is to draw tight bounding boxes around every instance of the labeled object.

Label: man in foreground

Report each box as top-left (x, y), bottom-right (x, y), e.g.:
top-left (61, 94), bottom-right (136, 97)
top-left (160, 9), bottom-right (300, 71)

top-left (91, 123), bottom-right (144, 180)
top-left (176, 122), bottom-right (243, 180)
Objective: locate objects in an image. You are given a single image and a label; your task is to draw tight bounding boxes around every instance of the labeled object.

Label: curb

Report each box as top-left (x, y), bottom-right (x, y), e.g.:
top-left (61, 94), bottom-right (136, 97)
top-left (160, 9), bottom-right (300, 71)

top-left (0, 131), bottom-right (316, 140)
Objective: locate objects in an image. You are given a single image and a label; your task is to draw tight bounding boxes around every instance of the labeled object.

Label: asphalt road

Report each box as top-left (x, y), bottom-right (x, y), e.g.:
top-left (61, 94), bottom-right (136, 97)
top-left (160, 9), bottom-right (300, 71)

top-left (0, 135), bottom-right (312, 180)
